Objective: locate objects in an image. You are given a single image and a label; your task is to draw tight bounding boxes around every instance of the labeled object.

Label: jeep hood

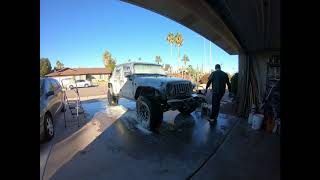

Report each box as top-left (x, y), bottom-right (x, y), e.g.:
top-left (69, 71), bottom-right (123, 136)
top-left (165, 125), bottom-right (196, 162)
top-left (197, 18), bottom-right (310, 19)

top-left (134, 76), bottom-right (190, 89)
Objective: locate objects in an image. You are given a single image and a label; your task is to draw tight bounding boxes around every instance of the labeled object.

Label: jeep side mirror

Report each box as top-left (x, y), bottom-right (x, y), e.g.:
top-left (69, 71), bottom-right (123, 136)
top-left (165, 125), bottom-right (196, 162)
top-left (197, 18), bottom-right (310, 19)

top-left (127, 75), bottom-right (133, 81)
top-left (124, 72), bottom-right (131, 77)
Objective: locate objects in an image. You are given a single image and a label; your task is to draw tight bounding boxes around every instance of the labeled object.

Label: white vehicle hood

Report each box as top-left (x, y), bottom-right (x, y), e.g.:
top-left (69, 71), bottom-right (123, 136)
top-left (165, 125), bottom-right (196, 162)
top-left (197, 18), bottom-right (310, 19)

top-left (134, 76), bottom-right (190, 89)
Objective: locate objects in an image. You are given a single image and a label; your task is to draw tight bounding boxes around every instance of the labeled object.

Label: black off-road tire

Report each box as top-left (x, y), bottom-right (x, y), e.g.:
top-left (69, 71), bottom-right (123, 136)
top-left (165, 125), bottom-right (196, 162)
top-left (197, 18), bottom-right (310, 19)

top-left (178, 105), bottom-right (196, 115)
top-left (136, 96), bottom-right (163, 132)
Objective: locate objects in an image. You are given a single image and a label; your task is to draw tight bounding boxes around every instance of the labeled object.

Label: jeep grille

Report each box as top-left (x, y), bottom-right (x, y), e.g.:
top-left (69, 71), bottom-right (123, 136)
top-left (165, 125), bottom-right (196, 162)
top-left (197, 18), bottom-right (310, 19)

top-left (167, 82), bottom-right (192, 99)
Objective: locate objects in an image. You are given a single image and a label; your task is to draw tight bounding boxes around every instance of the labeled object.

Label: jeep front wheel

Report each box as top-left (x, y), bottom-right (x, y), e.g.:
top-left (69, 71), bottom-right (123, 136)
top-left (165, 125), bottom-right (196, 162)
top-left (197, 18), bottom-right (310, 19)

top-left (107, 86), bottom-right (118, 106)
top-left (136, 96), bottom-right (163, 131)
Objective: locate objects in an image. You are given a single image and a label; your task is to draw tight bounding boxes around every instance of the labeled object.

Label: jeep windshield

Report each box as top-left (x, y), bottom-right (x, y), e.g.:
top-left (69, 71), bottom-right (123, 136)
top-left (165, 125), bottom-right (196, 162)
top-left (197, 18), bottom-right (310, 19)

top-left (133, 64), bottom-right (166, 76)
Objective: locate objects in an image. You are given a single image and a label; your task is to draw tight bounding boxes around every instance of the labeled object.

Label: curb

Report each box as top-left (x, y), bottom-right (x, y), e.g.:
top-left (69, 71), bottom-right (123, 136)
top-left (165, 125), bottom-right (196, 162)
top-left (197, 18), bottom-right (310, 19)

top-left (67, 95), bottom-right (107, 101)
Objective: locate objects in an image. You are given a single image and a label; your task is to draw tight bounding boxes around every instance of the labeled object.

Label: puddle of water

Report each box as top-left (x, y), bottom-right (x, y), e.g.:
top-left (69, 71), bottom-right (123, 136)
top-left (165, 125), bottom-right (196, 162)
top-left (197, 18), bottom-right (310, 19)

top-left (118, 98), bottom-right (136, 111)
top-left (81, 97), bottom-right (237, 146)
top-left (82, 99), bottom-right (108, 120)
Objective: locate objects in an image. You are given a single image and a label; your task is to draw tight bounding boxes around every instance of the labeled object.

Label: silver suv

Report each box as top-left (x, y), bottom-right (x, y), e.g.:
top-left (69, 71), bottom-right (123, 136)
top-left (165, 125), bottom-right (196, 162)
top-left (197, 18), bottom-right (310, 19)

top-left (108, 62), bottom-right (201, 131)
top-left (40, 77), bottom-right (65, 141)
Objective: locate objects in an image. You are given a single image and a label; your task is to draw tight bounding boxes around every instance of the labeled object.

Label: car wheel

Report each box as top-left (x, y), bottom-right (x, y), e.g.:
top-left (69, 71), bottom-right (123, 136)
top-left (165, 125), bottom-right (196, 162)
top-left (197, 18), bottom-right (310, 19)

top-left (178, 105), bottom-right (196, 115)
top-left (69, 85), bottom-right (74, 90)
top-left (44, 114), bottom-right (54, 141)
top-left (136, 96), bottom-right (163, 131)
top-left (85, 84), bottom-right (89, 88)
top-left (107, 86), bottom-right (118, 106)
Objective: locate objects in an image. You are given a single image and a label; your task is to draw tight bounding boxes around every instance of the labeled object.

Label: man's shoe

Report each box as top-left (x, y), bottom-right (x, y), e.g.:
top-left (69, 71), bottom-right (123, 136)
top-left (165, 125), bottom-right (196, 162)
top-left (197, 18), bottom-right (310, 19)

top-left (208, 118), bottom-right (217, 125)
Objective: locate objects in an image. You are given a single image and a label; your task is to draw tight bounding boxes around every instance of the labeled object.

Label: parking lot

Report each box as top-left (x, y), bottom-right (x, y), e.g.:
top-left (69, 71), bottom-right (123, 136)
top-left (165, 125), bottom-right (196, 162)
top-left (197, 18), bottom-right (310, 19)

top-left (65, 85), bottom-right (107, 100)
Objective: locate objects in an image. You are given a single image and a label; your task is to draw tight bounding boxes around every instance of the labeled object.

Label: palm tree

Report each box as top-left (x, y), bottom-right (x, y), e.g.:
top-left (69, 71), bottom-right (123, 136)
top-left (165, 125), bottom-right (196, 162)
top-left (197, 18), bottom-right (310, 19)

top-left (181, 54), bottom-right (189, 79)
top-left (166, 32), bottom-right (175, 65)
top-left (182, 54), bottom-right (189, 66)
top-left (55, 60), bottom-right (64, 70)
top-left (175, 32), bottom-right (184, 72)
top-left (155, 56), bottom-right (162, 65)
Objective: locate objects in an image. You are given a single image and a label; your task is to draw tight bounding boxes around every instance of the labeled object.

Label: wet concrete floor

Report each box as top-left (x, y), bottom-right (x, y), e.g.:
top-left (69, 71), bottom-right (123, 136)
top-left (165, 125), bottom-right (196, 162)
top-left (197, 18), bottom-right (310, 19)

top-left (43, 97), bottom-right (240, 180)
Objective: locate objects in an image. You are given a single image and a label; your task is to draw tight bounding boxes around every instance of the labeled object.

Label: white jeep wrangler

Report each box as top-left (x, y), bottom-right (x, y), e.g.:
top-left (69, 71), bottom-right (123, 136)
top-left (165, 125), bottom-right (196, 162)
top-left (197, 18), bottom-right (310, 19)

top-left (108, 62), bottom-right (202, 131)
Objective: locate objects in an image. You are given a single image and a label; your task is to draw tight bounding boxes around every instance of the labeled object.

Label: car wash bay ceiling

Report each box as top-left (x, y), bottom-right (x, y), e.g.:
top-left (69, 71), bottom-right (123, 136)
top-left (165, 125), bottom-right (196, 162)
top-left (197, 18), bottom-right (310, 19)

top-left (121, 0), bottom-right (280, 55)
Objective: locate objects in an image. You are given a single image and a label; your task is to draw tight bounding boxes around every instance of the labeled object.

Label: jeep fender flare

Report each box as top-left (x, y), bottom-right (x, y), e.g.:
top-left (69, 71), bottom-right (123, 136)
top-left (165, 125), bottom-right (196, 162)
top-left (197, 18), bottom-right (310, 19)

top-left (135, 86), bottom-right (161, 100)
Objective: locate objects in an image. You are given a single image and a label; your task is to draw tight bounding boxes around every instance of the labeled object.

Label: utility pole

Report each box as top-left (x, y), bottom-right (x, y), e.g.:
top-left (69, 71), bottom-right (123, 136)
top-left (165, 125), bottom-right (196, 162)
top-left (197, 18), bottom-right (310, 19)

top-left (209, 41), bottom-right (212, 73)
top-left (203, 37), bottom-right (206, 73)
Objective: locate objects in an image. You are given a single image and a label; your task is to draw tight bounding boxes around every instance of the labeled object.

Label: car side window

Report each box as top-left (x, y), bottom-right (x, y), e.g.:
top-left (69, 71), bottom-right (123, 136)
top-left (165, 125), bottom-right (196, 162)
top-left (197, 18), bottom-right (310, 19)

top-left (49, 79), bottom-right (60, 92)
top-left (123, 65), bottom-right (132, 76)
top-left (54, 80), bottom-right (61, 90)
top-left (44, 79), bottom-right (54, 93)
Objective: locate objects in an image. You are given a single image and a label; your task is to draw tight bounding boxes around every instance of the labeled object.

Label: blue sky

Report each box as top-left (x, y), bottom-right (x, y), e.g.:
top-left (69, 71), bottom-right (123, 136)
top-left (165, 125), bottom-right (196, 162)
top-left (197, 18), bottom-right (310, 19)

top-left (40, 0), bottom-right (238, 73)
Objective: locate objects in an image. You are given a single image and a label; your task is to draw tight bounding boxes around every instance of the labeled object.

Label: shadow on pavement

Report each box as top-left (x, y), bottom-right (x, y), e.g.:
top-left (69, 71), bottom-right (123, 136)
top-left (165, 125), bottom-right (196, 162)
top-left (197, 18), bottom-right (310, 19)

top-left (45, 97), bottom-right (240, 180)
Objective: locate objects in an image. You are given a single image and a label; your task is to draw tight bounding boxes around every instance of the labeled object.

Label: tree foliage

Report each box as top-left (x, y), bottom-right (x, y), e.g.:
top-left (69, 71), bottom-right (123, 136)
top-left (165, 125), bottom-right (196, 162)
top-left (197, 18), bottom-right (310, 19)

top-left (155, 56), bottom-right (162, 64)
top-left (55, 60), bottom-right (64, 70)
top-left (174, 32), bottom-right (184, 60)
top-left (163, 64), bottom-right (172, 72)
top-left (103, 50), bottom-right (116, 72)
top-left (182, 54), bottom-right (189, 66)
top-left (40, 58), bottom-right (52, 77)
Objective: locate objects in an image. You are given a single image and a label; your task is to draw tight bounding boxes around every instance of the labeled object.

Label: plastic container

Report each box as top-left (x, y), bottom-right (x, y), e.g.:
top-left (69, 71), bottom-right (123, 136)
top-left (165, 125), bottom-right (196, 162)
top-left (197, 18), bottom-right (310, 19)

top-left (252, 114), bottom-right (264, 130)
top-left (248, 113), bottom-right (254, 124)
top-left (248, 104), bottom-right (256, 124)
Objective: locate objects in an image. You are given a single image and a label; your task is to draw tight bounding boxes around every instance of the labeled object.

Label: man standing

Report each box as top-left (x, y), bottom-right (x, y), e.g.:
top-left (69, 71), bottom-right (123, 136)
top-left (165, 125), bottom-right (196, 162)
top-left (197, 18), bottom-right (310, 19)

top-left (205, 64), bottom-right (231, 124)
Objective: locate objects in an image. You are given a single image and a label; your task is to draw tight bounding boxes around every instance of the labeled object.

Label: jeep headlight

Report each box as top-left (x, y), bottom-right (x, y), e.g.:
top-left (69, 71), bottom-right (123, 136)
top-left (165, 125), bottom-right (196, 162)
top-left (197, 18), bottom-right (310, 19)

top-left (192, 83), bottom-right (196, 89)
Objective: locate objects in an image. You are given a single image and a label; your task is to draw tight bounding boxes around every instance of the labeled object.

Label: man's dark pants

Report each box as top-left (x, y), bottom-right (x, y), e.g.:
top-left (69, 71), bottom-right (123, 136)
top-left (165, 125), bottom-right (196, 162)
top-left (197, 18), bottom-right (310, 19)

top-left (210, 92), bottom-right (224, 120)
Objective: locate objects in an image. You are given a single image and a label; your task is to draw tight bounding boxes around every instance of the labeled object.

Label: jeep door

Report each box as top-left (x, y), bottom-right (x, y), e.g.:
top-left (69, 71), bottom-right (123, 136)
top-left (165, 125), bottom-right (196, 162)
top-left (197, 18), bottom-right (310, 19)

top-left (121, 64), bottom-right (134, 99)
top-left (112, 66), bottom-right (123, 95)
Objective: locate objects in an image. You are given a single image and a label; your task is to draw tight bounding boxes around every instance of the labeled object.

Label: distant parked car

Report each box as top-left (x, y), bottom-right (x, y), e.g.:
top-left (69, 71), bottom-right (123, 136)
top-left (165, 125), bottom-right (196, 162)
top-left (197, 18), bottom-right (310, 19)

top-left (68, 80), bottom-right (91, 89)
top-left (40, 77), bottom-right (65, 142)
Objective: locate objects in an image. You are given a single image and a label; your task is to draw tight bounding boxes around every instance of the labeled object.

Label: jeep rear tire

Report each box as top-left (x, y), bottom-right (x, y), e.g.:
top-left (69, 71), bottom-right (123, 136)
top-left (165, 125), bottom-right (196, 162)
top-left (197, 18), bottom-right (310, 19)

top-left (107, 86), bottom-right (118, 106)
top-left (178, 105), bottom-right (196, 115)
top-left (136, 96), bottom-right (163, 132)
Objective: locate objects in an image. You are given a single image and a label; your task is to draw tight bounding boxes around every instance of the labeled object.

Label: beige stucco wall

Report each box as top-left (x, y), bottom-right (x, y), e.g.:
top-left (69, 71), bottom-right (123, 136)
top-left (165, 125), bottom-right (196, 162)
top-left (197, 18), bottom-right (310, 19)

top-left (89, 74), bottom-right (110, 86)
top-left (51, 74), bottom-right (110, 87)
